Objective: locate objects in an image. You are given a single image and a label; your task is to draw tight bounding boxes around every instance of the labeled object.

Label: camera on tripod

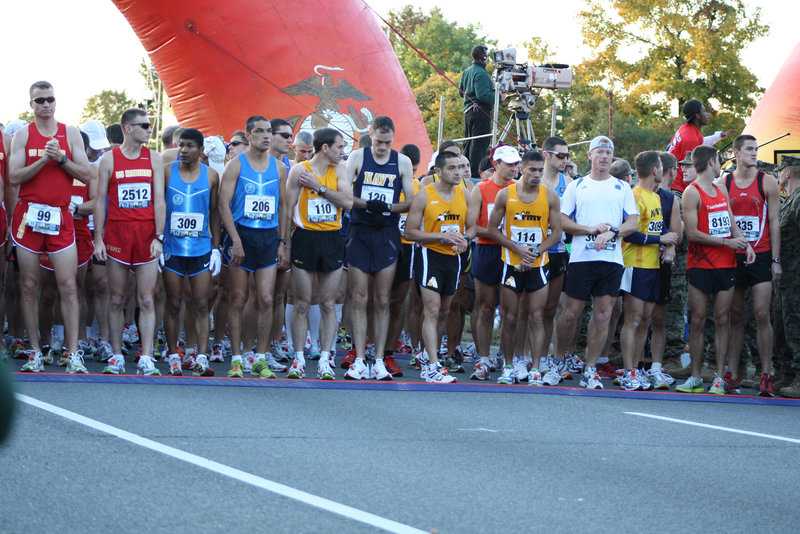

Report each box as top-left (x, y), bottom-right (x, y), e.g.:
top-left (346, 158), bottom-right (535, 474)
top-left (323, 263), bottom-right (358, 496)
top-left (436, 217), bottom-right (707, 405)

top-left (491, 48), bottom-right (574, 92)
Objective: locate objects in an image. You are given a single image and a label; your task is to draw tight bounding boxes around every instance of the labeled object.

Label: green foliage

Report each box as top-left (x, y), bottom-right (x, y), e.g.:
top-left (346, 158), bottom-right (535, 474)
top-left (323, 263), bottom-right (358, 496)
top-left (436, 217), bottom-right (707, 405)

top-left (15, 110), bottom-right (35, 123)
top-left (413, 71), bottom-right (464, 147)
top-left (80, 89), bottom-right (137, 126)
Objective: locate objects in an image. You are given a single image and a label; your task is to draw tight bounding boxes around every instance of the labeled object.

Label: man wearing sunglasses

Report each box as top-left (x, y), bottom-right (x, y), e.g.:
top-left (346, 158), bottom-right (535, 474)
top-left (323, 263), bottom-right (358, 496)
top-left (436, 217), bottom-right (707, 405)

top-left (9, 81), bottom-right (93, 373)
top-left (93, 108), bottom-right (166, 376)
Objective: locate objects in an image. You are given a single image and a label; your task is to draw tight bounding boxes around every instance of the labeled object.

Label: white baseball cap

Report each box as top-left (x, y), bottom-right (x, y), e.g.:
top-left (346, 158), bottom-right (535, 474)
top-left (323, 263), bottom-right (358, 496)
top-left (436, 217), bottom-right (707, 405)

top-left (589, 135), bottom-right (614, 152)
top-left (493, 145), bottom-right (522, 164)
top-left (81, 119), bottom-right (111, 150)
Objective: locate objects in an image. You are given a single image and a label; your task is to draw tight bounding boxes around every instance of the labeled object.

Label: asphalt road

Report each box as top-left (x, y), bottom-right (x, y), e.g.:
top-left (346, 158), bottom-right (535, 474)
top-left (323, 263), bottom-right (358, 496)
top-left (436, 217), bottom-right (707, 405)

top-left (2, 362), bottom-right (799, 533)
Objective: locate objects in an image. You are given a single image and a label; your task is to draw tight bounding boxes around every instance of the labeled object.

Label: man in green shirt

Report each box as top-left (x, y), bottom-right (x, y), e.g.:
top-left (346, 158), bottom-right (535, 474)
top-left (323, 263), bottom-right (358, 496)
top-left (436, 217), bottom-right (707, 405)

top-left (459, 45), bottom-right (495, 178)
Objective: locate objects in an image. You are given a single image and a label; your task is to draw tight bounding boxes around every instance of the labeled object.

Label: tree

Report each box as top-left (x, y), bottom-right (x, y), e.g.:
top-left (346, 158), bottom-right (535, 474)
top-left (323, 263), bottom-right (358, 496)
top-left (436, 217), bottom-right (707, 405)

top-left (579, 0), bottom-right (767, 119)
top-left (80, 89), bottom-right (137, 126)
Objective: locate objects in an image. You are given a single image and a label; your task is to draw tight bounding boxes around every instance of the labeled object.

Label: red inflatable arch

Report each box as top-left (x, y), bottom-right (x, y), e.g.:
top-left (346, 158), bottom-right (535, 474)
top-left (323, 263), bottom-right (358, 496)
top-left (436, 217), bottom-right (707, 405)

top-left (744, 41), bottom-right (800, 163)
top-left (111, 0), bottom-right (432, 164)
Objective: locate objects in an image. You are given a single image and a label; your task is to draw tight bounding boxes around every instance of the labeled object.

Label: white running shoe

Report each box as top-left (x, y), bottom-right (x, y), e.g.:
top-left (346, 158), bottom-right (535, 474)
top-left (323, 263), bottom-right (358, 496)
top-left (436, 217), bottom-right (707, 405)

top-left (497, 365), bottom-right (516, 384)
top-left (372, 359), bottom-right (393, 381)
top-left (344, 358), bottom-right (369, 380)
top-left (512, 356), bottom-right (530, 382)
top-left (265, 352), bottom-right (288, 372)
top-left (286, 359), bottom-right (306, 379)
top-left (426, 362), bottom-right (456, 383)
top-left (137, 355), bottom-right (161, 376)
top-left (620, 369), bottom-right (642, 391)
top-left (167, 353), bottom-right (183, 376)
top-left (103, 354), bottom-right (126, 374)
top-left (317, 358), bottom-right (335, 380)
top-left (66, 351), bottom-right (88, 374)
top-left (638, 368), bottom-right (653, 390)
top-left (242, 352), bottom-right (255, 374)
top-left (542, 365), bottom-right (561, 386)
top-left (95, 340), bottom-right (114, 362)
top-left (528, 368), bottom-right (543, 386)
top-left (192, 354), bottom-right (214, 376)
top-left (649, 368), bottom-right (674, 390)
top-left (470, 361), bottom-right (489, 381)
top-left (579, 368), bottom-right (603, 389)
top-left (418, 350), bottom-right (431, 380)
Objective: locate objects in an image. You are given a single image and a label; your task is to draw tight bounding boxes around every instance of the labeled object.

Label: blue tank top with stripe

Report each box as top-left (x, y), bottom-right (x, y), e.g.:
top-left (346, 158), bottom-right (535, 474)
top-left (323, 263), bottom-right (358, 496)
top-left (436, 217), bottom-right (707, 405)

top-left (164, 161), bottom-right (212, 257)
top-left (231, 152), bottom-right (280, 229)
top-left (350, 148), bottom-right (401, 227)
top-left (548, 172), bottom-right (568, 254)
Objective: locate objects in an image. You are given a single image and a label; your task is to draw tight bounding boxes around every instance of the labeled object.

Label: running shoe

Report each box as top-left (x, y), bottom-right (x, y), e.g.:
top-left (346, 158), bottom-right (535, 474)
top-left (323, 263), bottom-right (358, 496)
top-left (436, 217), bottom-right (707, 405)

top-left (122, 324), bottom-right (140, 345)
top-left (638, 368), bottom-right (653, 391)
top-left (542, 366), bottom-right (561, 386)
top-left (528, 368), bottom-right (543, 386)
top-left (317, 358), bottom-right (335, 380)
top-left (95, 340), bottom-right (114, 363)
top-left (410, 349), bottom-right (423, 370)
top-left (66, 351), bottom-right (88, 374)
top-left (450, 347), bottom-right (465, 373)
top-left (395, 339), bottom-right (412, 355)
top-left (253, 358), bottom-right (277, 379)
top-left (596, 361), bottom-right (620, 380)
top-left (344, 358), bottom-right (368, 380)
top-left (372, 359), bottom-right (392, 381)
top-left (426, 362), bottom-right (456, 383)
top-left (57, 348), bottom-right (70, 367)
top-left (566, 354), bottom-right (585, 374)
top-left (497, 365), bottom-right (516, 385)
top-left (579, 369), bottom-right (603, 389)
top-left (675, 376), bottom-right (704, 393)
top-left (11, 338), bottom-right (27, 359)
top-left (210, 343), bottom-right (225, 363)
top-left (723, 372), bottom-right (741, 394)
top-left (137, 355), bottom-right (161, 376)
top-left (553, 357), bottom-right (572, 379)
top-left (270, 341), bottom-right (290, 363)
top-left (418, 350), bottom-right (431, 381)
top-left (50, 336), bottom-right (64, 351)
top-left (649, 369), bottom-right (673, 390)
top-left (470, 361), bottom-right (489, 381)
top-left (242, 352), bottom-right (255, 374)
top-left (192, 354), bottom-right (215, 377)
top-left (265, 352), bottom-right (288, 372)
top-left (489, 352), bottom-right (501, 372)
top-left (167, 353), bottom-right (183, 376)
top-left (383, 354), bottom-right (403, 377)
top-left (308, 341), bottom-right (321, 360)
top-left (103, 355), bottom-right (126, 375)
top-left (78, 339), bottom-right (96, 358)
top-left (513, 356), bottom-right (529, 382)
top-left (707, 375), bottom-right (726, 395)
top-left (20, 351), bottom-right (44, 372)
top-left (227, 359), bottom-right (244, 378)
top-left (40, 344), bottom-right (53, 365)
top-left (759, 373), bottom-right (774, 397)
top-left (340, 347), bottom-right (357, 369)
top-left (181, 350), bottom-right (196, 370)
top-left (620, 369), bottom-right (642, 391)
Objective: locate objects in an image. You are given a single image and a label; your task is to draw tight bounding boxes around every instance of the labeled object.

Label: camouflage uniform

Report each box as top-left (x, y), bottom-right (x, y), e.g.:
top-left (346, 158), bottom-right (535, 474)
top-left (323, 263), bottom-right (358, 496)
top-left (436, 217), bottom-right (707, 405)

top-left (774, 185), bottom-right (800, 375)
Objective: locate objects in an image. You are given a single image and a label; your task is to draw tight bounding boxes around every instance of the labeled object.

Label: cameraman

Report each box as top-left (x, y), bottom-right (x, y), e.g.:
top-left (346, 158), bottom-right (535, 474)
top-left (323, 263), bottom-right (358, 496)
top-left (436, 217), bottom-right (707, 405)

top-left (459, 45), bottom-right (495, 178)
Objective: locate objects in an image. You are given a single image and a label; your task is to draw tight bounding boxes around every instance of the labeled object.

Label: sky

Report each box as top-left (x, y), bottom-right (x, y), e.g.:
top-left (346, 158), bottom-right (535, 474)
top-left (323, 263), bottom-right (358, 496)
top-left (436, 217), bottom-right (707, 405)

top-left (1, 0), bottom-right (797, 129)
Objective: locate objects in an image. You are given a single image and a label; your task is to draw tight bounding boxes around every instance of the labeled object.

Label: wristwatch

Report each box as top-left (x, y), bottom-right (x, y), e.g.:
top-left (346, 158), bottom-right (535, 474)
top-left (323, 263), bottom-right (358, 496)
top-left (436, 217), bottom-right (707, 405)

top-left (316, 185), bottom-right (328, 195)
top-left (155, 233), bottom-right (165, 244)
top-left (58, 154), bottom-right (68, 165)
top-left (609, 226), bottom-right (620, 239)
top-left (532, 246), bottom-right (540, 256)
top-left (773, 257), bottom-right (781, 264)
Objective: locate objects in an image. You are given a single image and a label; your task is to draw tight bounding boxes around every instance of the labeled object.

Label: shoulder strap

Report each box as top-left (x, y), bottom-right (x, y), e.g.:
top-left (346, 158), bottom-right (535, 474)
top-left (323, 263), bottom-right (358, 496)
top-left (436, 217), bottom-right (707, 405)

top-left (724, 172), bottom-right (733, 191)
top-left (756, 170), bottom-right (765, 201)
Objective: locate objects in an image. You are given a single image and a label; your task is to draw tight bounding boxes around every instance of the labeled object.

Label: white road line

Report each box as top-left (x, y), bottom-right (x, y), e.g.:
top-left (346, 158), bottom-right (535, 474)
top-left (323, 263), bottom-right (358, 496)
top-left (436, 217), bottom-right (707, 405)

top-left (17, 394), bottom-right (427, 534)
top-left (625, 411), bottom-right (800, 444)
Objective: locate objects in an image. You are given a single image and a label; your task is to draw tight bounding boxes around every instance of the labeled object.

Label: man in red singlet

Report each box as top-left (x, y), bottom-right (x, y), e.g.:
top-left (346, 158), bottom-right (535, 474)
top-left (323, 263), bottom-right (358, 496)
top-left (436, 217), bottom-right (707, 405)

top-left (677, 145), bottom-right (754, 394)
top-left (720, 135), bottom-right (781, 396)
top-left (8, 81), bottom-right (93, 373)
top-left (93, 108), bottom-right (166, 376)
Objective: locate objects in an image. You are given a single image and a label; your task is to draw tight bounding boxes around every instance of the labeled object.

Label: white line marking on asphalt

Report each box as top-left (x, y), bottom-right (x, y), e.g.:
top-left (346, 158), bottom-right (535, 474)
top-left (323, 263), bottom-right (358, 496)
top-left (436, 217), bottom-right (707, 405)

top-left (17, 394), bottom-right (427, 534)
top-left (457, 428), bottom-right (515, 433)
top-left (625, 412), bottom-right (800, 444)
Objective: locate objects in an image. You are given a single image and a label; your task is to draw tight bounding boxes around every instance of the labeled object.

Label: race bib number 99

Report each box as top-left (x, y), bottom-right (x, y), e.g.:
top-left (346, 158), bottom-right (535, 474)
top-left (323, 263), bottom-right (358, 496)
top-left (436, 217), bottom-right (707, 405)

top-left (26, 203), bottom-right (61, 235)
top-left (245, 195), bottom-right (275, 220)
top-left (170, 212), bottom-right (204, 238)
top-left (118, 183), bottom-right (151, 209)
top-left (708, 210), bottom-right (731, 237)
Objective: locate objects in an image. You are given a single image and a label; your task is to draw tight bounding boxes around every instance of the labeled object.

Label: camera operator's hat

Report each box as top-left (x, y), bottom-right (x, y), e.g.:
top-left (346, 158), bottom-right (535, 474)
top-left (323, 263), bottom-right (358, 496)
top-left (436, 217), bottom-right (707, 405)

top-left (81, 119), bottom-right (110, 150)
top-left (682, 99), bottom-right (703, 122)
top-left (776, 154), bottom-right (800, 171)
top-left (589, 135), bottom-right (614, 152)
top-left (678, 151), bottom-right (693, 165)
top-left (493, 145), bottom-right (522, 164)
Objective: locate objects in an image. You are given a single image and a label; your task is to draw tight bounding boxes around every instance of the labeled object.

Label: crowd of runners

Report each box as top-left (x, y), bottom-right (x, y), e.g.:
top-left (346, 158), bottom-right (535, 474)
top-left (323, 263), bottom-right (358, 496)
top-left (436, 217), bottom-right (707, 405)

top-left (2, 81), bottom-right (800, 397)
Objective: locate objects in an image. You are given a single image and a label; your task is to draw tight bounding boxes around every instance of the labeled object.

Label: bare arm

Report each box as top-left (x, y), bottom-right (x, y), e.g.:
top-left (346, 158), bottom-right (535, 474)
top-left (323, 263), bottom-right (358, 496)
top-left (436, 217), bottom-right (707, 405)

top-left (277, 162), bottom-right (289, 269)
top-left (345, 149), bottom-right (366, 209)
top-left (150, 152), bottom-right (166, 259)
top-left (208, 168), bottom-right (221, 249)
top-left (92, 152), bottom-right (113, 261)
top-left (765, 174), bottom-right (781, 279)
top-left (64, 126), bottom-right (92, 184)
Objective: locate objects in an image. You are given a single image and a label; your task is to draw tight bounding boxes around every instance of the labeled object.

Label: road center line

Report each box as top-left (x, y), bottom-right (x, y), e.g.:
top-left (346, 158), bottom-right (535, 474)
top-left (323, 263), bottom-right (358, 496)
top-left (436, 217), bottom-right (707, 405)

top-left (625, 411), bottom-right (800, 444)
top-left (17, 394), bottom-right (427, 534)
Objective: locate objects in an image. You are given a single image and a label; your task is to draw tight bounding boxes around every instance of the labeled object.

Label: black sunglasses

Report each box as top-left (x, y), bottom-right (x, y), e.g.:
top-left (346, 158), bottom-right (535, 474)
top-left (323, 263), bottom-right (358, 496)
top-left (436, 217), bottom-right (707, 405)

top-left (545, 150), bottom-right (570, 160)
top-left (130, 122), bottom-right (152, 129)
top-left (230, 140), bottom-right (248, 147)
top-left (32, 96), bottom-right (56, 104)
top-left (276, 132), bottom-right (292, 139)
